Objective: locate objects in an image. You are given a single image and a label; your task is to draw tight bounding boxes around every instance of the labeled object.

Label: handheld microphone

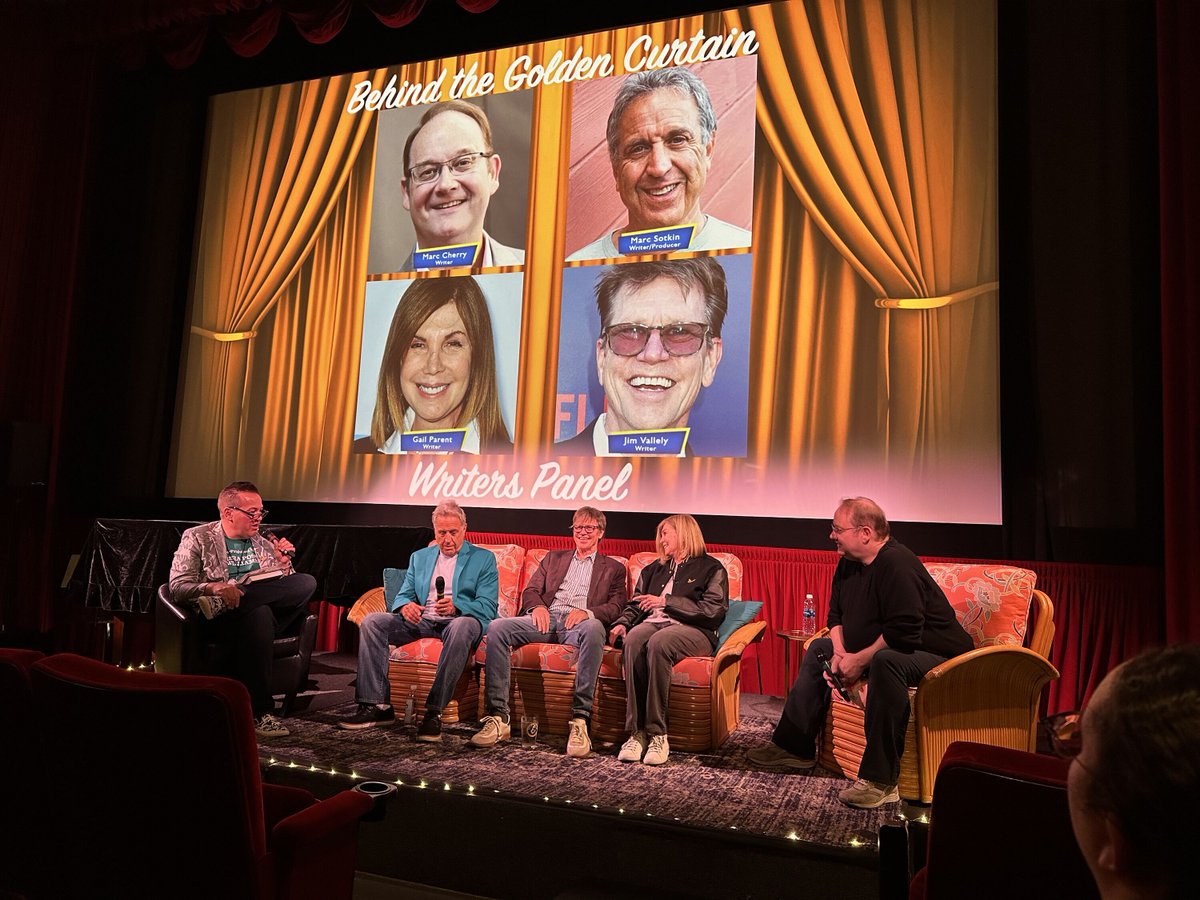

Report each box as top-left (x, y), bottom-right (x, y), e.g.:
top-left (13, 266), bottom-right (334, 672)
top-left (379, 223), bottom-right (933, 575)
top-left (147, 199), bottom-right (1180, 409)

top-left (815, 650), bottom-right (853, 703)
top-left (435, 576), bottom-right (445, 600)
top-left (262, 530), bottom-right (295, 559)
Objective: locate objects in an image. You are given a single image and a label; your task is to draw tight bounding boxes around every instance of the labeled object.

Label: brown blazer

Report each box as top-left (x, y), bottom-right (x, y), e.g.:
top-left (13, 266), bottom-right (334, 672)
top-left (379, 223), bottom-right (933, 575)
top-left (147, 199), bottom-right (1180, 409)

top-left (519, 550), bottom-right (628, 626)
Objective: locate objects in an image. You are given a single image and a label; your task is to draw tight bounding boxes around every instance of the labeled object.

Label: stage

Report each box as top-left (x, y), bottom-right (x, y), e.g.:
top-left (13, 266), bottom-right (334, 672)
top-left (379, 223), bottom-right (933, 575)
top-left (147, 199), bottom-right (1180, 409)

top-left (258, 653), bottom-right (895, 899)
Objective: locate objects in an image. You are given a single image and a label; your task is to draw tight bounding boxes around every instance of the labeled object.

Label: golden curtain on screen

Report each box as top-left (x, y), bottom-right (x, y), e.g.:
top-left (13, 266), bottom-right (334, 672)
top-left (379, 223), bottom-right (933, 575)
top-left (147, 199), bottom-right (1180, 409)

top-left (732, 0), bottom-right (999, 476)
top-left (171, 71), bottom-right (386, 493)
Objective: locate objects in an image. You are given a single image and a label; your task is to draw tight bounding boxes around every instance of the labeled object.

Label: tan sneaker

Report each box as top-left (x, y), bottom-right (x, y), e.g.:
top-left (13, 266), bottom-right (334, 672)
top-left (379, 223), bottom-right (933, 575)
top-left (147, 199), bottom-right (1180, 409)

top-left (838, 778), bottom-right (899, 809)
top-left (469, 714), bottom-right (511, 748)
top-left (642, 733), bottom-right (670, 766)
top-left (617, 730), bottom-right (647, 763)
top-left (746, 742), bottom-right (816, 772)
top-left (566, 717), bottom-right (591, 758)
top-left (254, 713), bottom-right (289, 738)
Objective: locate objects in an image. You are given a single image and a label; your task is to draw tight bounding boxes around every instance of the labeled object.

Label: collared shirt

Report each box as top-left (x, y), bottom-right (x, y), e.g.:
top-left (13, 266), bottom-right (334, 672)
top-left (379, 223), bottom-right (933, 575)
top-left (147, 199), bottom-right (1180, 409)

top-left (548, 550), bottom-right (597, 618)
top-left (422, 551), bottom-right (459, 623)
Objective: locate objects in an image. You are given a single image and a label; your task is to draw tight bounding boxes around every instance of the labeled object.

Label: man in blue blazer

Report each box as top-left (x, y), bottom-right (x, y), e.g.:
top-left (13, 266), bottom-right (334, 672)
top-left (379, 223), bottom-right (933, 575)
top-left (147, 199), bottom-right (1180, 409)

top-left (339, 501), bottom-right (498, 741)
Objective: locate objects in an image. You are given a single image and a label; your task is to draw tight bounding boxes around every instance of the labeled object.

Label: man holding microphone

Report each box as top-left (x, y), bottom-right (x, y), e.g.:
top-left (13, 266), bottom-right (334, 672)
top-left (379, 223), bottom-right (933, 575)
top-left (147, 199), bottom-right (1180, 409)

top-left (338, 500), bottom-right (499, 742)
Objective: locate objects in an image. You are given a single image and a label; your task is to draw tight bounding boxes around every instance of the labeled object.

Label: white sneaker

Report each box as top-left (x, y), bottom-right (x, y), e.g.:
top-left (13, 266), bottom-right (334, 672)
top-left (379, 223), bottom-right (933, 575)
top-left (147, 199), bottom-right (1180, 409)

top-left (468, 714), bottom-right (511, 748)
top-left (254, 713), bottom-right (289, 738)
top-left (617, 730), bottom-right (648, 763)
top-left (566, 717), bottom-right (591, 758)
top-left (643, 733), bottom-right (670, 765)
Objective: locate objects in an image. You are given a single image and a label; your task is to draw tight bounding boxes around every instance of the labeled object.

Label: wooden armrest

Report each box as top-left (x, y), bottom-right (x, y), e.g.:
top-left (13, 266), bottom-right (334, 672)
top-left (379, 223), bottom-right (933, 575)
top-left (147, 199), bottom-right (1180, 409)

top-left (803, 626), bottom-right (830, 650)
top-left (713, 620), bottom-right (766, 668)
top-left (346, 587), bottom-right (386, 626)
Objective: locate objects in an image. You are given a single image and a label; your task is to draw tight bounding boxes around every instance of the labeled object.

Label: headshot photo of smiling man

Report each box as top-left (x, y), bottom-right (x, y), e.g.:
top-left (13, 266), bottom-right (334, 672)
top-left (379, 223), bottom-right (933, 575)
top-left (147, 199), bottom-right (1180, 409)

top-left (566, 60), bottom-right (754, 262)
top-left (555, 255), bottom-right (752, 457)
top-left (366, 96), bottom-right (532, 274)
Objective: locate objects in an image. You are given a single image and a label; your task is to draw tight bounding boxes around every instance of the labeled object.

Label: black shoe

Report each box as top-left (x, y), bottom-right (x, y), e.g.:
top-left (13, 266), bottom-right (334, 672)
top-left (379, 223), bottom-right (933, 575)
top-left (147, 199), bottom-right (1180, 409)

top-left (337, 703), bottom-right (395, 730)
top-left (416, 709), bottom-right (442, 742)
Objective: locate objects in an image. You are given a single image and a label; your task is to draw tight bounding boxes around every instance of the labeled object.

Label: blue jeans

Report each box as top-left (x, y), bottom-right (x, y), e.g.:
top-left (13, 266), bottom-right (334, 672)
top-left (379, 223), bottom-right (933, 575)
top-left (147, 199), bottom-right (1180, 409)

top-left (355, 611), bottom-right (482, 712)
top-left (484, 612), bottom-right (606, 720)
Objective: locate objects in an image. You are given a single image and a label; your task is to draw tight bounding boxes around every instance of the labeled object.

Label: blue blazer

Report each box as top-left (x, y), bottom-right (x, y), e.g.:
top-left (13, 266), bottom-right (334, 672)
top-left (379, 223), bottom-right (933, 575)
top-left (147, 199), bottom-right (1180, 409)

top-left (392, 540), bottom-right (499, 633)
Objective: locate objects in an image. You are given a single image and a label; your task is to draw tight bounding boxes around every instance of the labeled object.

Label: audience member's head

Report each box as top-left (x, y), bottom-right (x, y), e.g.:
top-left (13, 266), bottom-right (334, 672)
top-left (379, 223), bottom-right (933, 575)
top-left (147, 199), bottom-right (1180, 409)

top-left (1066, 644), bottom-right (1200, 900)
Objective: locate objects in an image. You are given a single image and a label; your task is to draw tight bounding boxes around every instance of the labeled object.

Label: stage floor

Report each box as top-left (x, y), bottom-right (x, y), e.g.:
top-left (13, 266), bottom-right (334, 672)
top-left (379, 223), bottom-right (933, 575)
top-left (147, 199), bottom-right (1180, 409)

top-left (258, 653), bottom-right (902, 899)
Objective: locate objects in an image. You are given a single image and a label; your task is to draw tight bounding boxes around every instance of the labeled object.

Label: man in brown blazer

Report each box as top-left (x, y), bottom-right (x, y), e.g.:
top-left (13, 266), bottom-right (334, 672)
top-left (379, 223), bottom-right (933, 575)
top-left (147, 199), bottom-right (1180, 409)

top-left (469, 506), bottom-right (628, 757)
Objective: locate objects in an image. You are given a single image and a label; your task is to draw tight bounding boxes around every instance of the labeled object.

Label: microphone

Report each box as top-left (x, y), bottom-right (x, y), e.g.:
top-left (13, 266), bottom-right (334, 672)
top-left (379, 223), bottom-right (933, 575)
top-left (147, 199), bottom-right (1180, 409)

top-left (263, 530), bottom-right (295, 559)
top-left (435, 576), bottom-right (445, 600)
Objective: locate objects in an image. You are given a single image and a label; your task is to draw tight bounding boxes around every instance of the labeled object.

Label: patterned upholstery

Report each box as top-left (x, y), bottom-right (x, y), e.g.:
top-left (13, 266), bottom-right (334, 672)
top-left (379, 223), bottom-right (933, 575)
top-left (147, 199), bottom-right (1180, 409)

top-left (593, 551), bottom-right (763, 751)
top-left (818, 563), bottom-right (1059, 802)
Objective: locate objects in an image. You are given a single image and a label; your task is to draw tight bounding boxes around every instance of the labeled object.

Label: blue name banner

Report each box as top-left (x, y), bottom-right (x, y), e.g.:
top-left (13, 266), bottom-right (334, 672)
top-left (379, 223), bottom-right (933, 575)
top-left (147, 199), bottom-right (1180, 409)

top-left (617, 224), bottom-right (697, 254)
top-left (401, 429), bottom-right (466, 452)
top-left (412, 242), bottom-right (480, 269)
top-left (606, 428), bottom-right (689, 455)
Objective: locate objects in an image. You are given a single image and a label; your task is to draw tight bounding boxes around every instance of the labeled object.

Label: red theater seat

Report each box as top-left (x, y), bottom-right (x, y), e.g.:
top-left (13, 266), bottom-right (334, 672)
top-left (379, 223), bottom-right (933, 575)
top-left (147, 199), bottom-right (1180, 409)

top-left (28, 653), bottom-right (372, 900)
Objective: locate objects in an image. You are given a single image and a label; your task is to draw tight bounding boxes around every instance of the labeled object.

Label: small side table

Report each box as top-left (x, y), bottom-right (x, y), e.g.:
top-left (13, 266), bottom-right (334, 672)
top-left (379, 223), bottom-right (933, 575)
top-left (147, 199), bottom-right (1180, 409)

top-left (778, 629), bottom-right (815, 690)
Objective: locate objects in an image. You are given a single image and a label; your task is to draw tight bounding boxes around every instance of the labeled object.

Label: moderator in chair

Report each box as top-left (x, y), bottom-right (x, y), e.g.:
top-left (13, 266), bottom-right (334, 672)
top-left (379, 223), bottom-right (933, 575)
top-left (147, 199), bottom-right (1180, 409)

top-left (28, 653), bottom-right (372, 900)
top-left (156, 582), bottom-right (319, 716)
top-left (346, 543), bottom-right (525, 724)
top-left (816, 564), bottom-right (1060, 803)
top-left (593, 551), bottom-right (765, 751)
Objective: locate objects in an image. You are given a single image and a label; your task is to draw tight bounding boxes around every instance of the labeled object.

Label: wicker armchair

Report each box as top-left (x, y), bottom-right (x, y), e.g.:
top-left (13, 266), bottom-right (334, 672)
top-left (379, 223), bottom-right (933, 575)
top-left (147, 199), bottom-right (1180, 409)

top-left (345, 543), bottom-right (525, 724)
top-left (813, 564), bottom-right (1059, 803)
top-left (593, 551), bottom-right (765, 751)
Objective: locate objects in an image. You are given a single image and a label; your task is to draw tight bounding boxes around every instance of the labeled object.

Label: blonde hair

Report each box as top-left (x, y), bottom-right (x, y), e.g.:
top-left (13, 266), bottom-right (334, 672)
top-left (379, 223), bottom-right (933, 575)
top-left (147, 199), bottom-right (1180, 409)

top-left (656, 513), bottom-right (706, 561)
top-left (370, 276), bottom-right (506, 450)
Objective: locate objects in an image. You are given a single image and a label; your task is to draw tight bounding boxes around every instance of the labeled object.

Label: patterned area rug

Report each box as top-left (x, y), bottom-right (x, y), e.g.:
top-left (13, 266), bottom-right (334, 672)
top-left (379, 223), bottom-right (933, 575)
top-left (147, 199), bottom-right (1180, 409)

top-left (259, 701), bottom-right (896, 852)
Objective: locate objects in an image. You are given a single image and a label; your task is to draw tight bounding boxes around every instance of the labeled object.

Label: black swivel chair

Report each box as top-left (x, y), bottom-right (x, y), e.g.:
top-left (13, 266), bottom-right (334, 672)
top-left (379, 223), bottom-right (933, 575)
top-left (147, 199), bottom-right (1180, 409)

top-left (155, 582), bottom-right (318, 715)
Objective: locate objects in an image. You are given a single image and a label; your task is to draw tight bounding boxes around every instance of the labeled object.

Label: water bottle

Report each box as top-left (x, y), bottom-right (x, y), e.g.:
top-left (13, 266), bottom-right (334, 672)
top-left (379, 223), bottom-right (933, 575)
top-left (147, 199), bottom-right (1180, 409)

top-left (802, 593), bottom-right (817, 636)
top-left (404, 687), bottom-right (416, 725)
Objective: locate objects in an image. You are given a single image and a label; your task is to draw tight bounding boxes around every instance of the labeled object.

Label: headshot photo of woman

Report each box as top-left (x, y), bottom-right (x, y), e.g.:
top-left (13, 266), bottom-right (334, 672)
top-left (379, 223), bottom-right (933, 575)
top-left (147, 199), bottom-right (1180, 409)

top-left (353, 273), bottom-right (521, 454)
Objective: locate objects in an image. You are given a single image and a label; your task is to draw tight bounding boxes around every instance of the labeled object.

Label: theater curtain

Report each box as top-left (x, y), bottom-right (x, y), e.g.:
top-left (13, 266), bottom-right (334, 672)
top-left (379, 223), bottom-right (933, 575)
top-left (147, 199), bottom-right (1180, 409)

top-left (172, 71), bottom-right (384, 492)
top-left (729, 0), bottom-right (1000, 476)
top-left (1158, 0), bottom-right (1200, 643)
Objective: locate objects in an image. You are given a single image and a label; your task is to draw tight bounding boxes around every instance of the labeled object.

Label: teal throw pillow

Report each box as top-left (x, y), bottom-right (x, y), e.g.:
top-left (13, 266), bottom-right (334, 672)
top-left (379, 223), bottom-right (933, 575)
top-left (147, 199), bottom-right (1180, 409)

top-left (383, 567), bottom-right (407, 610)
top-left (716, 600), bottom-right (763, 649)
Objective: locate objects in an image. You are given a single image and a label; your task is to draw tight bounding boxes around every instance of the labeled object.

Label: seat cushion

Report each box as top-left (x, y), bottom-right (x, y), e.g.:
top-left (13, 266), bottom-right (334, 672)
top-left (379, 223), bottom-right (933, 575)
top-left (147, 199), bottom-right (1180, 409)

top-left (389, 637), bottom-right (448, 664)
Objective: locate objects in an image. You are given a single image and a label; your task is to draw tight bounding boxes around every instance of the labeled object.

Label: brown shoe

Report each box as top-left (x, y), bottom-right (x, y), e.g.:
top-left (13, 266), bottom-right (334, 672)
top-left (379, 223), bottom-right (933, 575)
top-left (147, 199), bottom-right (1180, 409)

top-left (746, 742), bottom-right (816, 772)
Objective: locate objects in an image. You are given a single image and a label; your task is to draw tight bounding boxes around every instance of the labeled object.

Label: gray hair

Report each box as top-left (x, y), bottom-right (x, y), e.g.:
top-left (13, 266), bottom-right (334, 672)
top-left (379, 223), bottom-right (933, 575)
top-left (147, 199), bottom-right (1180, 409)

top-left (605, 67), bottom-right (717, 165)
top-left (432, 501), bottom-right (467, 528)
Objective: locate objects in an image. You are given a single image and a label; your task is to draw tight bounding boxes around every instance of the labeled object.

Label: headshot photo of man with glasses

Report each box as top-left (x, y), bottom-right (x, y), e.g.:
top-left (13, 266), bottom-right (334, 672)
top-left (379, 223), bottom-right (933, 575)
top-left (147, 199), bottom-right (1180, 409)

top-left (366, 97), bottom-right (531, 274)
top-left (555, 255), bottom-right (751, 457)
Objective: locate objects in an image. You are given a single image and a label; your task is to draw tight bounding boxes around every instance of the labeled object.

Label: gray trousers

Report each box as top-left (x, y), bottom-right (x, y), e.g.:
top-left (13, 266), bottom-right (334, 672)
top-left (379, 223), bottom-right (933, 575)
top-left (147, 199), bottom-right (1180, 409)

top-left (484, 613), bottom-right (606, 720)
top-left (355, 611), bottom-right (482, 712)
top-left (622, 620), bottom-right (711, 737)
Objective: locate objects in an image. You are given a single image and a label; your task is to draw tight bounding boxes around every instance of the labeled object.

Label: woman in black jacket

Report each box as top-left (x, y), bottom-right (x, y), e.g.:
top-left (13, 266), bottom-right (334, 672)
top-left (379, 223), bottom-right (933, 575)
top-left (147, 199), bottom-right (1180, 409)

top-left (609, 514), bottom-right (728, 765)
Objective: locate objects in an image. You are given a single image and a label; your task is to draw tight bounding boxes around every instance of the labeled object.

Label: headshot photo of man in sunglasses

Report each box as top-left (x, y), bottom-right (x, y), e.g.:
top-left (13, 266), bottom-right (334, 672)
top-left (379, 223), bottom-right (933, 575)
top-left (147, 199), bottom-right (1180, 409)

top-left (556, 256), bottom-right (746, 457)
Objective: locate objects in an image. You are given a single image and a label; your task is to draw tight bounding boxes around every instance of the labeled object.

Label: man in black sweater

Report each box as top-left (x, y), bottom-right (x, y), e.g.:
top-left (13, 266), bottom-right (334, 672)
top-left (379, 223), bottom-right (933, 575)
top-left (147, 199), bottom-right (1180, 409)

top-left (747, 497), bottom-right (973, 808)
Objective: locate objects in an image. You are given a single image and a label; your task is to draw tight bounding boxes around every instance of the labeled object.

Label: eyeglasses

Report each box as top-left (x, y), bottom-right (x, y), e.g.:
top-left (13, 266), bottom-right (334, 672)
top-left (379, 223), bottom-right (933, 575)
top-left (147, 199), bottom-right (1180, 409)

top-left (602, 322), bottom-right (711, 357)
top-left (830, 523), bottom-right (859, 534)
top-left (229, 506), bottom-right (267, 520)
top-left (406, 151), bottom-right (494, 185)
top-left (1045, 710), bottom-right (1083, 758)
top-left (572, 525), bottom-right (600, 534)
